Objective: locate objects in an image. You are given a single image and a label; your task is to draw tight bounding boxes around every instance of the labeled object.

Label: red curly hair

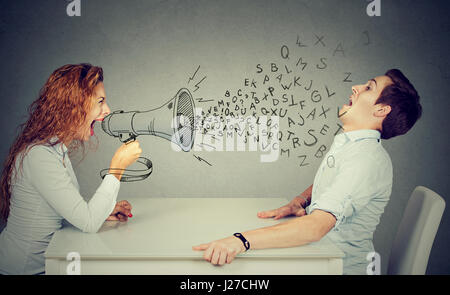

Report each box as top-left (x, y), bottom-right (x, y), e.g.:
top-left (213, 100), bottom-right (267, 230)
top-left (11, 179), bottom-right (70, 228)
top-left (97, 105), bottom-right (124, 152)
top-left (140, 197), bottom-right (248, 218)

top-left (0, 63), bottom-right (104, 222)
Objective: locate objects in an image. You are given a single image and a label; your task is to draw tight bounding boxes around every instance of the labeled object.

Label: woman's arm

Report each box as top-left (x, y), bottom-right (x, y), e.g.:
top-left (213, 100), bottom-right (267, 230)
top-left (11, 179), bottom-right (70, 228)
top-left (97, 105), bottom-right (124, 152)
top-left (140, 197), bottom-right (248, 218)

top-left (24, 145), bottom-right (120, 233)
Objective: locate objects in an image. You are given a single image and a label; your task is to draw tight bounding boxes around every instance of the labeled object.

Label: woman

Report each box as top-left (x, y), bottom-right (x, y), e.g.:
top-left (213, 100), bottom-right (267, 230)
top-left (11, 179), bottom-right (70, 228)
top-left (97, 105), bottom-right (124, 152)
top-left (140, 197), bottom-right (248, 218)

top-left (0, 63), bottom-right (142, 274)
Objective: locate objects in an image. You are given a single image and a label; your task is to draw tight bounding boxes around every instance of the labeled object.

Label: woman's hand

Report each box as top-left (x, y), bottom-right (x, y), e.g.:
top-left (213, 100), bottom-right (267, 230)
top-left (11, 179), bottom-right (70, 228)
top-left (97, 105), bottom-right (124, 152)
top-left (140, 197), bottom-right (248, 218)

top-left (109, 141), bottom-right (142, 181)
top-left (106, 200), bottom-right (133, 221)
top-left (193, 236), bottom-right (246, 265)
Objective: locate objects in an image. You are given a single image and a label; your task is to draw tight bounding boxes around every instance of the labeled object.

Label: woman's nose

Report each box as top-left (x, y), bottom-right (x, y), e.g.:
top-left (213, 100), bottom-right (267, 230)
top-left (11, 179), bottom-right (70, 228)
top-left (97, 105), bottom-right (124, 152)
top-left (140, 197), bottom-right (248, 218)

top-left (103, 102), bottom-right (111, 116)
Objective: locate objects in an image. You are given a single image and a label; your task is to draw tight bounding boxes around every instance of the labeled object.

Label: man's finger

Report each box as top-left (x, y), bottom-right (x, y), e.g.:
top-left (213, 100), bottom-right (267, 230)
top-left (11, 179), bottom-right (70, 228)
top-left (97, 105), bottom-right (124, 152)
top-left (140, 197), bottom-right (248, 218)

top-left (257, 209), bottom-right (277, 218)
top-left (204, 245), bottom-right (214, 262)
top-left (273, 214), bottom-right (284, 220)
top-left (273, 207), bottom-right (293, 220)
top-left (218, 249), bottom-right (227, 266)
top-left (192, 243), bottom-right (210, 251)
top-left (295, 209), bottom-right (306, 217)
top-left (211, 249), bottom-right (220, 265)
top-left (226, 252), bottom-right (235, 264)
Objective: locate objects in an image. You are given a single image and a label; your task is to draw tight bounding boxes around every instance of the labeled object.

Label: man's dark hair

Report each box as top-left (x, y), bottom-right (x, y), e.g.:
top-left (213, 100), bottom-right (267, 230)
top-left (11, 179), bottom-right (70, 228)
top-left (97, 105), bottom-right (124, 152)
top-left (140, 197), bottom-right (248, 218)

top-left (376, 69), bottom-right (422, 139)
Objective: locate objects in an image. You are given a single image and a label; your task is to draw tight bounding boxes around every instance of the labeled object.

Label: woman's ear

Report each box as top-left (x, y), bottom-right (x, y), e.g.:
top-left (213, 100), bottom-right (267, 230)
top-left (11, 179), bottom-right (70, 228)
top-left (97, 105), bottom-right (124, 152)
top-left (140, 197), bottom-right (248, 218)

top-left (374, 104), bottom-right (391, 118)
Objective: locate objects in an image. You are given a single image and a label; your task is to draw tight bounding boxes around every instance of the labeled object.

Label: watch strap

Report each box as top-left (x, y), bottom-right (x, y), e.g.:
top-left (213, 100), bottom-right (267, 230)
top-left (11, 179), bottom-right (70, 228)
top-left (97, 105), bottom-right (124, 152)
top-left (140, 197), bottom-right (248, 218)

top-left (233, 233), bottom-right (250, 251)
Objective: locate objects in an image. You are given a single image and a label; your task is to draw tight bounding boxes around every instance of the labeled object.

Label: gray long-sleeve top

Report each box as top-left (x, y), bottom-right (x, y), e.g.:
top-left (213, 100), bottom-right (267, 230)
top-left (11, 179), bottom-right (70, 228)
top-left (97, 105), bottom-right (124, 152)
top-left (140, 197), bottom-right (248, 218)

top-left (0, 141), bottom-right (120, 274)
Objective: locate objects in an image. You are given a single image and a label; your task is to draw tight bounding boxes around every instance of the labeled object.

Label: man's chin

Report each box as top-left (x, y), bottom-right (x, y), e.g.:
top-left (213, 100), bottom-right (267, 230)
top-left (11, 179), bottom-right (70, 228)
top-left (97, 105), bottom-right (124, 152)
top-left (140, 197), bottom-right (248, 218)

top-left (338, 106), bottom-right (350, 119)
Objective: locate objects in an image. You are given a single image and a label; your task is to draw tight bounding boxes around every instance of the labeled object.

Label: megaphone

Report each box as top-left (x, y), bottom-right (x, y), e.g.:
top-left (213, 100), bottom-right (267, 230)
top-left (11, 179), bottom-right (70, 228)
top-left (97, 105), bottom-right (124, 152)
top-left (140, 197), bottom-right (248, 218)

top-left (100, 88), bottom-right (196, 182)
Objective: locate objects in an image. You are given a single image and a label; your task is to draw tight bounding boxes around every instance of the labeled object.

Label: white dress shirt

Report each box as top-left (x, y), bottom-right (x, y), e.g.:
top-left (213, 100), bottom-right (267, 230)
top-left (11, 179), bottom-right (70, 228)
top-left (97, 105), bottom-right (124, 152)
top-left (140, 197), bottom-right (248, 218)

top-left (0, 140), bottom-right (120, 274)
top-left (306, 129), bottom-right (393, 275)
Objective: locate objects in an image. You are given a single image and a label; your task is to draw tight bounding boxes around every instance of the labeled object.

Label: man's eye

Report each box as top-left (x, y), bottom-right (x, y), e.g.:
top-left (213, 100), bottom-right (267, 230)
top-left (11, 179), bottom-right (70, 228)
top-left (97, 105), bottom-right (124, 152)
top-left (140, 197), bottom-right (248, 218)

top-left (365, 86), bottom-right (371, 91)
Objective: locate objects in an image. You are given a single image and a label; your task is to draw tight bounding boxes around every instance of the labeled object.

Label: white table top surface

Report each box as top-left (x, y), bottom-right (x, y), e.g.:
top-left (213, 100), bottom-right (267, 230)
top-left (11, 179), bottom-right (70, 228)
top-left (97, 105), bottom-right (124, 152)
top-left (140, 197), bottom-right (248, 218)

top-left (45, 198), bottom-right (344, 259)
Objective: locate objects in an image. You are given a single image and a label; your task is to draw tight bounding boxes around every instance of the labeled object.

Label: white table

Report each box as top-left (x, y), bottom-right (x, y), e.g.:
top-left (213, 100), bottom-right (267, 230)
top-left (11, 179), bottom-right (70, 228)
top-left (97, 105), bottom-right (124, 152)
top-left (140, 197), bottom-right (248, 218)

top-left (45, 198), bottom-right (344, 275)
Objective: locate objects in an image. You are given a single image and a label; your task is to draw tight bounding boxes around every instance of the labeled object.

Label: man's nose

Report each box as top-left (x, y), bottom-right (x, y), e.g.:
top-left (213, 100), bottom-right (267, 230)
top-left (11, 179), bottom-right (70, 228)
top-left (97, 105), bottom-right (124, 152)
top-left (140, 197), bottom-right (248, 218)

top-left (351, 86), bottom-right (358, 96)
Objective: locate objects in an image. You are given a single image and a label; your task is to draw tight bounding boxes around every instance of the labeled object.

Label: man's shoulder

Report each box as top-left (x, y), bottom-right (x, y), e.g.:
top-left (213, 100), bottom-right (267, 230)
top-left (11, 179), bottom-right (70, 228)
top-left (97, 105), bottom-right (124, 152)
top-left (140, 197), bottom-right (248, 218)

top-left (339, 142), bottom-right (392, 175)
top-left (345, 140), bottom-right (391, 161)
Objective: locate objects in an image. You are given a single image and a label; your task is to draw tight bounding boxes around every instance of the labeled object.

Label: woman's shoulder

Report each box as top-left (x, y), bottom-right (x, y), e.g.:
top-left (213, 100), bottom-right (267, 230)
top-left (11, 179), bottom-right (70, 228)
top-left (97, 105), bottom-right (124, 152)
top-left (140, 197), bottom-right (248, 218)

top-left (24, 143), bottom-right (58, 157)
top-left (12, 143), bottom-right (61, 183)
top-left (20, 142), bottom-right (66, 167)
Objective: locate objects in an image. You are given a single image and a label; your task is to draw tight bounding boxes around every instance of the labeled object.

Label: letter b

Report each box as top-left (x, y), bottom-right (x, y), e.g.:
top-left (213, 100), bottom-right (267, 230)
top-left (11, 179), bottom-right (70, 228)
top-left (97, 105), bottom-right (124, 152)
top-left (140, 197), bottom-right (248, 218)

top-left (314, 145), bottom-right (326, 158)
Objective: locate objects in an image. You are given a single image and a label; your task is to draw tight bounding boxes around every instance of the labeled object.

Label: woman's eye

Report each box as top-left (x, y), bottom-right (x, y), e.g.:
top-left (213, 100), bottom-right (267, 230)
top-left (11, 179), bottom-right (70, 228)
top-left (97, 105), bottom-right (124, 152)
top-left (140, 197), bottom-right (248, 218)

top-left (365, 86), bottom-right (371, 91)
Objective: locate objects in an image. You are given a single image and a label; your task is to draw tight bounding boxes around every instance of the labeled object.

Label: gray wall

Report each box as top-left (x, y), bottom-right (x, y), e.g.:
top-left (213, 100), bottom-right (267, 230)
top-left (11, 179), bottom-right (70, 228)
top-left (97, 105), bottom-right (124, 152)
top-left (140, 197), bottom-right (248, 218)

top-left (0, 0), bottom-right (449, 274)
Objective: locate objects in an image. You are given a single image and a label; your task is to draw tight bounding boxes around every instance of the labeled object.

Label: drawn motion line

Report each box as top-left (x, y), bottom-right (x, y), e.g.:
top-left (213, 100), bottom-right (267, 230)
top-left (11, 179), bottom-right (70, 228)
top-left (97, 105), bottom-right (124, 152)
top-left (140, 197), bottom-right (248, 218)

top-left (188, 65), bottom-right (201, 84)
top-left (193, 154), bottom-right (212, 166)
top-left (194, 76), bottom-right (207, 92)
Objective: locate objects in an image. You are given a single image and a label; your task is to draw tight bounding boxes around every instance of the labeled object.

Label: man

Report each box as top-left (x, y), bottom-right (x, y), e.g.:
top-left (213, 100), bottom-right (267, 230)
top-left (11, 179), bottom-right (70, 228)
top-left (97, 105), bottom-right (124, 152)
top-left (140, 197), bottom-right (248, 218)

top-left (193, 69), bottom-right (422, 275)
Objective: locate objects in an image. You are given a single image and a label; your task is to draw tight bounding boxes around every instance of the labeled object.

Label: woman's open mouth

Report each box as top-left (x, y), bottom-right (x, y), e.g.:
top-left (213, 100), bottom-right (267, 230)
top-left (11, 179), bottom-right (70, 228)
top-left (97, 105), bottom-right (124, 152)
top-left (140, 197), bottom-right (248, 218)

top-left (90, 118), bottom-right (104, 136)
top-left (90, 121), bottom-right (95, 136)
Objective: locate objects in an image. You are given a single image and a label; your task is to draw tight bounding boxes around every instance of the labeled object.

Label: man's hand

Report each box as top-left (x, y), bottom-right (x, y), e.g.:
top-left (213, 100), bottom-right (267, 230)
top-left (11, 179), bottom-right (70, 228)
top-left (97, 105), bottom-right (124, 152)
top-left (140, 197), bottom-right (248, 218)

top-left (106, 200), bottom-right (133, 221)
top-left (192, 236), bottom-right (246, 266)
top-left (258, 185), bottom-right (313, 220)
top-left (257, 196), bottom-right (307, 220)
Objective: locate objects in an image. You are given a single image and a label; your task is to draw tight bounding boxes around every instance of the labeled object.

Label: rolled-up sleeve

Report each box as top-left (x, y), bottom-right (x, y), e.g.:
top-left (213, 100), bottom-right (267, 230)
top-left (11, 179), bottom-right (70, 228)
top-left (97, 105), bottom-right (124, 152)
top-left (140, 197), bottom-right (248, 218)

top-left (23, 146), bottom-right (120, 233)
top-left (308, 153), bottom-right (384, 230)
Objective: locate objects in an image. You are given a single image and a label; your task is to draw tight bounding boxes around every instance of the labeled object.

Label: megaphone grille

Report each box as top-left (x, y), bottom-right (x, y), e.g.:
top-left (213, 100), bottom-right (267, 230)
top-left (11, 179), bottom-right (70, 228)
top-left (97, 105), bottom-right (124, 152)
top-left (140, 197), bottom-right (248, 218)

top-left (176, 89), bottom-right (195, 149)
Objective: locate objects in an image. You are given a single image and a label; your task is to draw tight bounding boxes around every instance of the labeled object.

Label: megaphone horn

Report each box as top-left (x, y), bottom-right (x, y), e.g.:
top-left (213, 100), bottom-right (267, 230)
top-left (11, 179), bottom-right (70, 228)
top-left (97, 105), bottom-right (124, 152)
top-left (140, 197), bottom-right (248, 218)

top-left (100, 88), bottom-right (196, 182)
top-left (101, 88), bottom-right (196, 151)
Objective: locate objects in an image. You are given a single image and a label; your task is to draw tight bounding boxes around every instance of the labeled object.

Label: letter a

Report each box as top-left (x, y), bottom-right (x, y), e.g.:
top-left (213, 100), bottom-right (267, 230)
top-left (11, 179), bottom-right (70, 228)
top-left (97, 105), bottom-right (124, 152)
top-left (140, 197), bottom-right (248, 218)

top-left (66, 252), bottom-right (81, 275)
top-left (366, 0), bottom-right (381, 17)
top-left (366, 252), bottom-right (381, 275)
top-left (67, 0), bottom-right (81, 17)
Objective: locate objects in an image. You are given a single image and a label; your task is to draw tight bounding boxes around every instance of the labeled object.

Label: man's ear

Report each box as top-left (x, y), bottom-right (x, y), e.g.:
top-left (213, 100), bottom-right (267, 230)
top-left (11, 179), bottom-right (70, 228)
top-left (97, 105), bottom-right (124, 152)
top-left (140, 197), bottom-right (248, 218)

top-left (374, 104), bottom-right (391, 118)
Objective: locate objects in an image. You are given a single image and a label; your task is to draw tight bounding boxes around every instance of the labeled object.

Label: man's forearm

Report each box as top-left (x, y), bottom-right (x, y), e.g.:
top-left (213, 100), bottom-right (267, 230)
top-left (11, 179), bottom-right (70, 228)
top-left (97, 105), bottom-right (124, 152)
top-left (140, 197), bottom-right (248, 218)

top-left (242, 210), bottom-right (333, 250)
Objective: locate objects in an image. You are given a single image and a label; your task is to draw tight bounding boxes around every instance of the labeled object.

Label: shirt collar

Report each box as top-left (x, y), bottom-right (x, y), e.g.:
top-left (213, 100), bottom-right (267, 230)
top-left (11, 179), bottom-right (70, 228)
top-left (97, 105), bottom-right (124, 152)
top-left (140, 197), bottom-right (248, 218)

top-left (48, 136), bottom-right (68, 156)
top-left (343, 129), bottom-right (381, 142)
top-left (334, 129), bottom-right (381, 146)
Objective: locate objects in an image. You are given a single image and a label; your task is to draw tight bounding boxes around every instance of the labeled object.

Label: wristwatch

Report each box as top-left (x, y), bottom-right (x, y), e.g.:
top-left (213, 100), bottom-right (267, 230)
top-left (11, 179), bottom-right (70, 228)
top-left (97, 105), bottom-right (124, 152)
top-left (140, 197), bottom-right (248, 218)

top-left (233, 233), bottom-right (250, 251)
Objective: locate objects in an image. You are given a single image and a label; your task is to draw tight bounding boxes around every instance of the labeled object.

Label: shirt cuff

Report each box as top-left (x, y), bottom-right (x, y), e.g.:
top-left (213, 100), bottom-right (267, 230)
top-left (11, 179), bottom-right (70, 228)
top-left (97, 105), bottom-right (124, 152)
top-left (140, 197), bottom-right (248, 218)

top-left (101, 174), bottom-right (121, 193)
top-left (308, 195), bottom-right (353, 230)
top-left (99, 174), bottom-right (121, 213)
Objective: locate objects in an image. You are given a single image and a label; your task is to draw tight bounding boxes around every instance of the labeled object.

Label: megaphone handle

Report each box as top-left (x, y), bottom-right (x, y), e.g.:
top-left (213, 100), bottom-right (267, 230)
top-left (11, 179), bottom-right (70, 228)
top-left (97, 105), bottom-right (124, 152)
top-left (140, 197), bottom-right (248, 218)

top-left (120, 133), bottom-right (137, 143)
top-left (100, 156), bottom-right (153, 182)
top-left (120, 156), bottom-right (153, 182)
